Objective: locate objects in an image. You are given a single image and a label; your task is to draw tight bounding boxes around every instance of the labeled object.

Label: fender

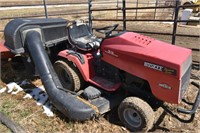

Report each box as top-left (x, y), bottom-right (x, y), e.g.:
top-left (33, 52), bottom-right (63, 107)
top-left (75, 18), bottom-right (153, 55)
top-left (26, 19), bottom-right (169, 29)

top-left (0, 41), bottom-right (14, 59)
top-left (58, 50), bottom-right (94, 81)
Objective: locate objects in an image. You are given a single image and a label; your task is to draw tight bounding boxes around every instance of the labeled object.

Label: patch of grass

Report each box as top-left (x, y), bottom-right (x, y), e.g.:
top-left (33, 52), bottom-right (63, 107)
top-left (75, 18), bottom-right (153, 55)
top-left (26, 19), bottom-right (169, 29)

top-left (0, 99), bottom-right (17, 116)
top-left (19, 108), bottom-right (32, 117)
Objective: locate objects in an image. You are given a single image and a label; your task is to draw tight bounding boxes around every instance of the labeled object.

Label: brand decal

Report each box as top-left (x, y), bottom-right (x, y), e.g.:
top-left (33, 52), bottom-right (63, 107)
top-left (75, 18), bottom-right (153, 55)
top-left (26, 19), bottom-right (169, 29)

top-left (159, 83), bottom-right (172, 90)
top-left (144, 62), bottom-right (177, 76)
top-left (104, 50), bottom-right (118, 57)
top-left (162, 68), bottom-right (177, 75)
top-left (144, 62), bottom-right (163, 71)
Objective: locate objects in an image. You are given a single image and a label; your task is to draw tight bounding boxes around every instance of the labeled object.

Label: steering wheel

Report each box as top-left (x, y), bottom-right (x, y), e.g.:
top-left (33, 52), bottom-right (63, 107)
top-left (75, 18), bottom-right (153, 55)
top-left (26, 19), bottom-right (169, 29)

top-left (95, 24), bottom-right (119, 37)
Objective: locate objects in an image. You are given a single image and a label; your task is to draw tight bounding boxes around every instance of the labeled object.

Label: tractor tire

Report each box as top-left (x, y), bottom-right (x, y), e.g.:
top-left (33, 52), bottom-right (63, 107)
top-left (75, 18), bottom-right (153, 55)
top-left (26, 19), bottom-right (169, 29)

top-left (54, 60), bottom-right (85, 92)
top-left (118, 97), bottom-right (154, 132)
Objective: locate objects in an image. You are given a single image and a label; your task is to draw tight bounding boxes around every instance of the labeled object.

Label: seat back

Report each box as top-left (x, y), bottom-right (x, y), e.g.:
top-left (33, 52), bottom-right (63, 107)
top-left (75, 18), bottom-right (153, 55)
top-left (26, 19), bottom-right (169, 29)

top-left (67, 22), bottom-right (101, 51)
top-left (69, 24), bottom-right (91, 40)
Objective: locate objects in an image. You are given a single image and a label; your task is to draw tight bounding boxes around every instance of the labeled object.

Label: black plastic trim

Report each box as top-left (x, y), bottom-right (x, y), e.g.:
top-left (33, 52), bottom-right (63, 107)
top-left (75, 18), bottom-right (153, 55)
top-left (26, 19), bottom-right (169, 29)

top-left (67, 50), bottom-right (85, 64)
top-left (177, 82), bottom-right (200, 115)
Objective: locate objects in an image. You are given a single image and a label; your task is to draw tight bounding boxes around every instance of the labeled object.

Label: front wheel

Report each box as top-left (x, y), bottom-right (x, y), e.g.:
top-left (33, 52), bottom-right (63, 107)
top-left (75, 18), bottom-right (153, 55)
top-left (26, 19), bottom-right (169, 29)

top-left (118, 97), bottom-right (154, 132)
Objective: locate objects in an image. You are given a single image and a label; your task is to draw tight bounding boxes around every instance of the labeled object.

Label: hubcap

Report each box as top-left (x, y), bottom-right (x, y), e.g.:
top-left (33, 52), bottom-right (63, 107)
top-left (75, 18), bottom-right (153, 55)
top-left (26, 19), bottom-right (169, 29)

top-left (60, 69), bottom-right (71, 83)
top-left (123, 108), bottom-right (142, 128)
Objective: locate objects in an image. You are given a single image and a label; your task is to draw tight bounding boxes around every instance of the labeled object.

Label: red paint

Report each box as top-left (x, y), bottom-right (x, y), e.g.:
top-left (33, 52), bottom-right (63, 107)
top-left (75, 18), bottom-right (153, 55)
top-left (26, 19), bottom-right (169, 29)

top-left (101, 32), bottom-right (191, 104)
top-left (0, 41), bottom-right (14, 59)
top-left (58, 50), bottom-right (94, 81)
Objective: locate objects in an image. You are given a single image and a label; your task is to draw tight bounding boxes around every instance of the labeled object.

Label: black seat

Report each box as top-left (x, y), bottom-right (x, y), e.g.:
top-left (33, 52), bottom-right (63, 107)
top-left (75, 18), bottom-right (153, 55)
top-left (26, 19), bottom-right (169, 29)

top-left (68, 23), bottom-right (102, 51)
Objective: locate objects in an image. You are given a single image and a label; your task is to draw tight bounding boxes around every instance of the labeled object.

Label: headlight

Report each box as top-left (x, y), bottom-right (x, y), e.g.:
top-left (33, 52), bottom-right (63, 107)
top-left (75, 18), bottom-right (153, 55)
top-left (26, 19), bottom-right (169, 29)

top-left (181, 54), bottom-right (192, 77)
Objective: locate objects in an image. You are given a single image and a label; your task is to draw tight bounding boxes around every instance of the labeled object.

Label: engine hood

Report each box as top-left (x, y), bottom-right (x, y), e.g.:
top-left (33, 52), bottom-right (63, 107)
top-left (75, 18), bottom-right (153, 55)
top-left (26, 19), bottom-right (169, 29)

top-left (102, 32), bottom-right (191, 76)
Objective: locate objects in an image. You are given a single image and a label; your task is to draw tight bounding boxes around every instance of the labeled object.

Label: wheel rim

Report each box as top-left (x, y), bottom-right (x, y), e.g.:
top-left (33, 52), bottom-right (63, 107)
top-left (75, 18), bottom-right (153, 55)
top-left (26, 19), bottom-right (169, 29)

top-left (60, 69), bottom-right (71, 84)
top-left (123, 108), bottom-right (142, 128)
top-left (57, 67), bottom-right (73, 90)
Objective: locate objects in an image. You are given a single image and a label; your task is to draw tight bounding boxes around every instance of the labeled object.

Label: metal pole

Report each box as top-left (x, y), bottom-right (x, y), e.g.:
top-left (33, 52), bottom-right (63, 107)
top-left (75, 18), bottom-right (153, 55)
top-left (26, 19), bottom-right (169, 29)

top-left (172, 0), bottom-right (180, 45)
top-left (116, 0), bottom-right (119, 19)
top-left (154, 0), bottom-right (158, 20)
top-left (171, 0), bottom-right (176, 19)
top-left (88, 0), bottom-right (92, 32)
top-left (135, 0), bottom-right (138, 19)
top-left (43, 0), bottom-right (48, 18)
top-left (122, 0), bottom-right (126, 31)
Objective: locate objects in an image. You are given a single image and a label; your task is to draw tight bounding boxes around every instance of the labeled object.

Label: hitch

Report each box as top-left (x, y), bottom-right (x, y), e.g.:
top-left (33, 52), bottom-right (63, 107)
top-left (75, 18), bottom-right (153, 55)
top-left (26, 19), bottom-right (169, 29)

top-left (177, 81), bottom-right (200, 114)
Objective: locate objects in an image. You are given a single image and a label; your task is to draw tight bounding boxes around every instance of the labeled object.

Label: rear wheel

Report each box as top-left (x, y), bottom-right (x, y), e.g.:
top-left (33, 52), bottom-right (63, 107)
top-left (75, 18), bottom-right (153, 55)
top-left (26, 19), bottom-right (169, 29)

top-left (54, 60), bottom-right (85, 92)
top-left (118, 97), bottom-right (154, 132)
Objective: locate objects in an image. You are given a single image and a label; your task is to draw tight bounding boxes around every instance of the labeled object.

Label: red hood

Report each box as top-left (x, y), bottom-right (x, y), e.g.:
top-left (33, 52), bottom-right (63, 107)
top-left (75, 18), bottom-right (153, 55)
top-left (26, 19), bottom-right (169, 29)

top-left (102, 32), bottom-right (192, 73)
top-left (101, 32), bottom-right (192, 104)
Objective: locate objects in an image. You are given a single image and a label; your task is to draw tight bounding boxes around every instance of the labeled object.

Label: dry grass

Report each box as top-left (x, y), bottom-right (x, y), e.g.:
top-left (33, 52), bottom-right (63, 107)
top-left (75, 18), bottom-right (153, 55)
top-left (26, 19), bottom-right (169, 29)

top-left (0, 0), bottom-right (87, 6)
top-left (0, 34), bottom-right (4, 40)
top-left (0, 83), bottom-right (127, 133)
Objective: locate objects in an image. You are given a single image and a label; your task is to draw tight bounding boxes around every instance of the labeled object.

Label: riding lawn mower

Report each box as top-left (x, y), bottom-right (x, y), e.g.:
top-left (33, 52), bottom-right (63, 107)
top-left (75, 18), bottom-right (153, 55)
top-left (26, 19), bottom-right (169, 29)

top-left (0, 18), bottom-right (199, 132)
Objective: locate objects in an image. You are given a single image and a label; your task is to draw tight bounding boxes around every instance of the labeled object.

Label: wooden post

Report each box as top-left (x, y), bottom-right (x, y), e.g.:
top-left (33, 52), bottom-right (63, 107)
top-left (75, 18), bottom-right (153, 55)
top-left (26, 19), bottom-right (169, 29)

top-left (0, 112), bottom-right (26, 133)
